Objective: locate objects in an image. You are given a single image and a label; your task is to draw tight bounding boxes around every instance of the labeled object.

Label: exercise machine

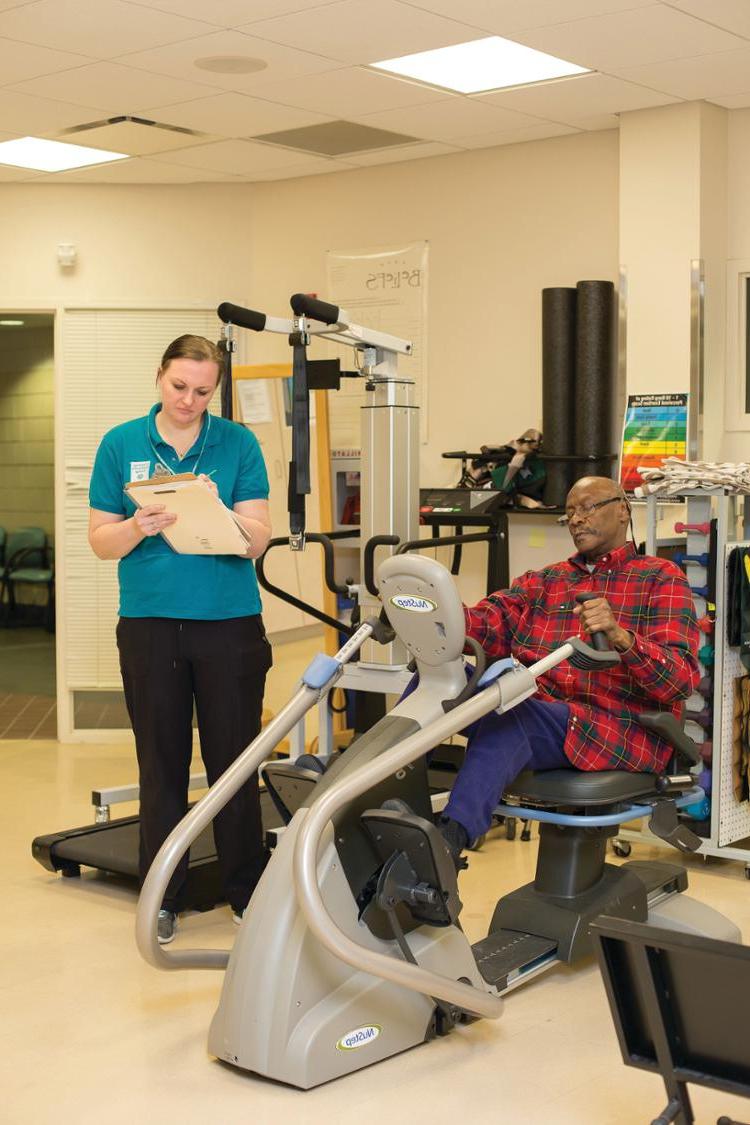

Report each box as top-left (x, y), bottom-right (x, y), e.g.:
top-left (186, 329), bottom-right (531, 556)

top-left (136, 553), bottom-right (739, 1089)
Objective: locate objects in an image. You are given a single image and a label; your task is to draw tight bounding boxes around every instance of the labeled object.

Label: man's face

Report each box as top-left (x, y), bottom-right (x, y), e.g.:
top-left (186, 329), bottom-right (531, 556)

top-left (564, 479), bottom-right (629, 560)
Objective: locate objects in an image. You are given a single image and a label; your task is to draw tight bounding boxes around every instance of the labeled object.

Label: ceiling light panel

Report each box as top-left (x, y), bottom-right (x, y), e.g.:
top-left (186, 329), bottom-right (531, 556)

top-left (0, 135), bottom-right (128, 170)
top-left (372, 36), bottom-right (589, 94)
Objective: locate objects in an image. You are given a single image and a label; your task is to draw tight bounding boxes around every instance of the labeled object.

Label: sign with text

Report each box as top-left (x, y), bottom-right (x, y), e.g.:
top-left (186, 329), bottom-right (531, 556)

top-left (620, 392), bottom-right (688, 492)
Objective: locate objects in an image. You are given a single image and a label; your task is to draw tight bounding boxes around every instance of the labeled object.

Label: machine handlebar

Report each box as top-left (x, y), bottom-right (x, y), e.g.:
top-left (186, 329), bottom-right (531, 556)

top-left (290, 293), bottom-right (340, 324)
top-left (574, 592), bottom-right (611, 653)
top-left (217, 301), bottom-right (267, 332)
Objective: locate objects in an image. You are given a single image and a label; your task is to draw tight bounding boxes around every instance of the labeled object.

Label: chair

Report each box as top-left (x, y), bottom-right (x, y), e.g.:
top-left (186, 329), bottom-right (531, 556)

top-left (591, 915), bottom-right (750, 1125)
top-left (1, 527), bottom-right (55, 631)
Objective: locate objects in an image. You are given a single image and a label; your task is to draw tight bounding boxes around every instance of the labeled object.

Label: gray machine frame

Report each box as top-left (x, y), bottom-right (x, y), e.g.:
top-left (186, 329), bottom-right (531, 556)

top-left (136, 552), bottom-right (739, 1089)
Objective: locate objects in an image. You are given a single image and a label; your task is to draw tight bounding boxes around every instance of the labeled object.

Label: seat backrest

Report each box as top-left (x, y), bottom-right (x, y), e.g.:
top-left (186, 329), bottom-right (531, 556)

top-left (5, 526), bottom-right (47, 569)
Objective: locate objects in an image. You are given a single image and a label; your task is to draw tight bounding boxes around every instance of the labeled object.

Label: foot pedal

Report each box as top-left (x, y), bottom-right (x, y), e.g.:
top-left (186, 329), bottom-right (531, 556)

top-left (361, 806), bottom-right (462, 926)
top-left (648, 801), bottom-right (701, 853)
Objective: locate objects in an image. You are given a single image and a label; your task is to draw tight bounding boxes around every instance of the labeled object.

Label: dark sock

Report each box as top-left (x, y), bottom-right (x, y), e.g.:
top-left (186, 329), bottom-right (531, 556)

top-left (439, 816), bottom-right (469, 859)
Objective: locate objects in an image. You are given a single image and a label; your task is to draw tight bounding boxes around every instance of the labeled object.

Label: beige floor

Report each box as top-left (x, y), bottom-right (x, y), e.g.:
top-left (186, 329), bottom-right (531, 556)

top-left (3, 637), bottom-right (750, 1125)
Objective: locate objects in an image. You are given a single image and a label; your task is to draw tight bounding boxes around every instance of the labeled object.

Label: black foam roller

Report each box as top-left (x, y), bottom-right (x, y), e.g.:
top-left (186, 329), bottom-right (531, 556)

top-left (575, 280), bottom-right (616, 479)
top-left (542, 287), bottom-right (577, 506)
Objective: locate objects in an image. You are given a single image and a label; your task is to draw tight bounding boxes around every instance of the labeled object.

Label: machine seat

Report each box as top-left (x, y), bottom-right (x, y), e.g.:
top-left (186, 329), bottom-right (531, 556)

top-left (505, 769), bottom-right (661, 808)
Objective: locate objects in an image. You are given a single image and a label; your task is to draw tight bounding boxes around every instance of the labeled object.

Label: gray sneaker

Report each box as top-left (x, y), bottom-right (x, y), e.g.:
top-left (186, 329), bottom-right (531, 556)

top-left (157, 909), bottom-right (177, 945)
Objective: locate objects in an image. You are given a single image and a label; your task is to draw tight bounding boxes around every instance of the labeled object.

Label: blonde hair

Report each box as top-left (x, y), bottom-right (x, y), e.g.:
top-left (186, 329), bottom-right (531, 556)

top-left (158, 335), bottom-right (223, 383)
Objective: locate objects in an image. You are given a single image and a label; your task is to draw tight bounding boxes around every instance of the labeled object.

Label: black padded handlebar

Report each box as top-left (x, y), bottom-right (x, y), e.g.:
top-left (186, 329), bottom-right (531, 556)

top-left (217, 302), bottom-right (267, 332)
top-left (575, 592), bottom-right (610, 652)
top-left (290, 293), bottom-right (340, 324)
top-left (364, 535), bottom-right (400, 596)
top-left (256, 534), bottom-right (357, 635)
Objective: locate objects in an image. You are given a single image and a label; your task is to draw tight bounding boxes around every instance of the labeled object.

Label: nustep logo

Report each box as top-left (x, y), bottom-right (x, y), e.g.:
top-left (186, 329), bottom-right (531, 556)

top-left (389, 594), bottom-right (436, 613)
top-left (335, 1024), bottom-right (382, 1051)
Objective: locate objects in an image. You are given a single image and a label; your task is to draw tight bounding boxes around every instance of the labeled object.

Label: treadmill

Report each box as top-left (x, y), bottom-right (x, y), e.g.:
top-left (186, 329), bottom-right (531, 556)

top-left (32, 772), bottom-right (285, 912)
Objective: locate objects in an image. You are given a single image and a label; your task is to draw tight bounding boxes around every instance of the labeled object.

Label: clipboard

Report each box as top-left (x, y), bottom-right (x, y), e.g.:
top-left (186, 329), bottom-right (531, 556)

top-left (125, 473), bottom-right (252, 556)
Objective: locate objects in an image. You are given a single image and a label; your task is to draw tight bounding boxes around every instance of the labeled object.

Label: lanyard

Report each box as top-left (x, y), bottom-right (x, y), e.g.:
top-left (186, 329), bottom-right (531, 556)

top-left (147, 412), bottom-right (211, 477)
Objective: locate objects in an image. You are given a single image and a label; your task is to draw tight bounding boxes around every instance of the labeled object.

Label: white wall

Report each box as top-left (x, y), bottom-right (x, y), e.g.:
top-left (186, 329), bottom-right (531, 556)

top-left (0, 130), bottom-right (620, 598)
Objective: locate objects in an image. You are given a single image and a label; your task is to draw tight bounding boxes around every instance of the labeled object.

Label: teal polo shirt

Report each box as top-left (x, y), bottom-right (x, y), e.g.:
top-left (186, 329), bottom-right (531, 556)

top-left (89, 404), bottom-right (269, 620)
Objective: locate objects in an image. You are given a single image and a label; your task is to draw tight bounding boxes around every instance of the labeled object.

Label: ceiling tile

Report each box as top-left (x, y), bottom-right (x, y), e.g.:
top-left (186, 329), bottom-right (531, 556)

top-left (709, 91), bottom-right (750, 108)
top-left (0, 0), bottom-right (215, 59)
top-left (118, 28), bottom-right (340, 92)
top-left (141, 91), bottom-right (330, 138)
top-left (120, 0), bottom-right (337, 28)
top-left (343, 139), bottom-right (459, 164)
top-left (243, 157), bottom-right (356, 180)
top-left (666, 0), bottom-right (750, 40)
top-left (57, 119), bottom-right (211, 154)
top-left (400, 0), bottom-right (658, 35)
top-left (356, 97), bottom-right (546, 143)
top-left (251, 67), bottom-right (451, 116)
top-left (7, 61), bottom-right (216, 111)
top-left (514, 6), bottom-right (747, 70)
top-left (478, 72), bottom-right (680, 125)
top-left (457, 119), bottom-right (578, 148)
top-left (614, 46), bottom-right (750, 100)
top-left (244, 0), bottom-right (478, 65)
top-left (0, 89), bottom-right (103, 134)
top-left (52, 155), bottom-right (243, 181)
top-left (149, 136), bottom-right (344, 174)
top-left (0, 162), bottom-right (45, 179)
top-left (0, 0), bottom-right (44, 9)
top-left (0, 34), bottom-right (91, 85)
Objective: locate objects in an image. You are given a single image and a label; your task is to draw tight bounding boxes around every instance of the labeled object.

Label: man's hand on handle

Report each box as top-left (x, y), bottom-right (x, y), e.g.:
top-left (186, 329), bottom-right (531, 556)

top-left (573, 595), bottom-right (633, 653)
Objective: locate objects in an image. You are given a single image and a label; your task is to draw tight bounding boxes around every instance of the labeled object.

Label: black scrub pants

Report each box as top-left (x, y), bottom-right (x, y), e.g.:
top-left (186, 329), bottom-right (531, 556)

top-left (117, 615), bottom-right (273, 913)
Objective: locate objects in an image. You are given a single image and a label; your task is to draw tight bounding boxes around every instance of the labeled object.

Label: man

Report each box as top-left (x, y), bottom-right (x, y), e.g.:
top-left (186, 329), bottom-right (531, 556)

top-left (439, 475), bottom-right (701, 859)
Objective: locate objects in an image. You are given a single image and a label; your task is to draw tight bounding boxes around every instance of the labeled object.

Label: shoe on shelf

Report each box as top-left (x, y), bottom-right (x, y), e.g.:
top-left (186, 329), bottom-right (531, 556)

top-left (157, 909), bottom-right (177, 945)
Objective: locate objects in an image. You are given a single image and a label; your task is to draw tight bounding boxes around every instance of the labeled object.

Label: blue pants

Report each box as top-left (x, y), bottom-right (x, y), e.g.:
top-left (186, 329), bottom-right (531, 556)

top-left (444, 698), bottom-right (571, 842)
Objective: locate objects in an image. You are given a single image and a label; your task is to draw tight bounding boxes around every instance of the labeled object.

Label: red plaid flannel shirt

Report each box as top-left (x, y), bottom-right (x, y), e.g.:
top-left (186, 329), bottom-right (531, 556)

top-left (464, 542), bottom-right (701, 772)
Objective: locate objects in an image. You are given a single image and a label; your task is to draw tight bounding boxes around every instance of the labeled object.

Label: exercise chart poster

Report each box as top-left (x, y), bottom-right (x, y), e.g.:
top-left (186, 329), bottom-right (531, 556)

top-left (619, 392), bottom-right (688, 492)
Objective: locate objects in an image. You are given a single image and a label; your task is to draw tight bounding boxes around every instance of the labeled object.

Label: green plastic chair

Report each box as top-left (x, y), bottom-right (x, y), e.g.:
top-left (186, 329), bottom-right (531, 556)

top-left (2, 527), bottom-right (55, 631)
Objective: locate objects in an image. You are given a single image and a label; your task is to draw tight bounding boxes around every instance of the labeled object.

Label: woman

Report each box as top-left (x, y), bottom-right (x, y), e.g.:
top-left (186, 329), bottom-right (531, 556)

top-left (88, 334), bottom-right (272, 944)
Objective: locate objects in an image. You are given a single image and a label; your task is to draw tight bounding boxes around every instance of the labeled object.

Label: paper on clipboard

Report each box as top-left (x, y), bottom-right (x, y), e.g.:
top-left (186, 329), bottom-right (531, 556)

top-left (125, 473), bottom-right (251, 556)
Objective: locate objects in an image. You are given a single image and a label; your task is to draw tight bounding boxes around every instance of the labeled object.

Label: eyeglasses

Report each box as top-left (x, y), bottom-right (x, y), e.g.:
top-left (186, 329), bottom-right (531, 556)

top-left (557, 495), bottom-right (623, 526)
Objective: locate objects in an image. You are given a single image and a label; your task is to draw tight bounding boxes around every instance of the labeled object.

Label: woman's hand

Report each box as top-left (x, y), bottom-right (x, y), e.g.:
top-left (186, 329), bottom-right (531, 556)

top-left (198, 473), bottom-right (219, 497)
top-left (134, 503), bottom-right (177, 537)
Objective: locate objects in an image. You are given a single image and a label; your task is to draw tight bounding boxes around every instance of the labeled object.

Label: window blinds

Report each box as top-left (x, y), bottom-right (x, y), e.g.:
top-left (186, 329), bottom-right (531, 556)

top-left (61, 308), bottom-right (220, 694)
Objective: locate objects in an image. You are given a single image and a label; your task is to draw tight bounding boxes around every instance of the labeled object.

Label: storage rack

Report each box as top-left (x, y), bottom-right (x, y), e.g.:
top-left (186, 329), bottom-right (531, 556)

top-left (619, 488), bottom-right (750, 873)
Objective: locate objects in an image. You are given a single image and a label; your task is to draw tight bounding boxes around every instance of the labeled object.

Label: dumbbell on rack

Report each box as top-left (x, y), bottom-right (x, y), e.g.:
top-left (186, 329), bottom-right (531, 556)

top-left (675, 552), bottom-right (710, 568)
top-left (697, 616), bottom-right (714, 634)
top-left (698, 643), bottom-right (714, 666)
top-left (674, 521), bottom-right (711, 535)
